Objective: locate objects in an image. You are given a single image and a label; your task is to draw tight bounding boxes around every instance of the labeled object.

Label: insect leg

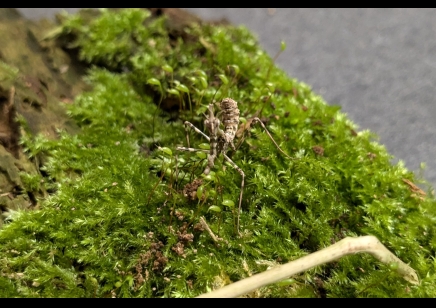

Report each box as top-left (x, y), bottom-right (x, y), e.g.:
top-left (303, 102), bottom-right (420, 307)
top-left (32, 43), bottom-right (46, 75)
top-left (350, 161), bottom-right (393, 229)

top-left (223, 154), bottom-right (245, 235)
top-left (251, 117), bottom-right (293, 159)
top-left (176, 147), bottom-right (209, 153)
top-left (184, 121), bottom-right (210, 148)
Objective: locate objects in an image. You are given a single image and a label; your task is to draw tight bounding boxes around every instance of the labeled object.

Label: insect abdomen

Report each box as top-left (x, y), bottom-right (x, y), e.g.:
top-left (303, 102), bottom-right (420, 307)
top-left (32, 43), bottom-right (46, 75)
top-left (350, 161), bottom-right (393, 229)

top-left (220, 98), bottom-right (240, 140)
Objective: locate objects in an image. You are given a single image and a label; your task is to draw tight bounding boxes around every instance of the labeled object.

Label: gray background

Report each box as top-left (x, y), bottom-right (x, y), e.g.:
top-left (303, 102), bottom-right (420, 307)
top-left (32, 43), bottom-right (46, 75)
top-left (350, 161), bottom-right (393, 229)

top-left (16, 8), bottom-right (436, 187)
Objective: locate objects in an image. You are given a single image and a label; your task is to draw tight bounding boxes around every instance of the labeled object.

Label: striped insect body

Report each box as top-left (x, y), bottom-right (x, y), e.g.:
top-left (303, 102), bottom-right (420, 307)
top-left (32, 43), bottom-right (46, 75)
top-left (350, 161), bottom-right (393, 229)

top-left (220, 98), bottom-right (240, 150)
top-left (177, 97), bottom-right (291, 235)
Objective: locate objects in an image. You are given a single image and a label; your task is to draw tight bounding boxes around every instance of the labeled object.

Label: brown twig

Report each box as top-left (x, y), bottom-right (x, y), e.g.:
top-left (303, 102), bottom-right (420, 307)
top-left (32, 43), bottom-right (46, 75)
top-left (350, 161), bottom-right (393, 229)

top-left (402, 178), bottom-right (426, 196)
top-left (199, 216), bottom-right (226, 245)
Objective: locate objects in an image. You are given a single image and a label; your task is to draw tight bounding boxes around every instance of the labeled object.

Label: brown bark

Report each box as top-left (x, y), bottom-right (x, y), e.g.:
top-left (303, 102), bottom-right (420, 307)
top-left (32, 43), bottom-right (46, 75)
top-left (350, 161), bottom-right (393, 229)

top-left (0, 8), bottom-right (87, 219)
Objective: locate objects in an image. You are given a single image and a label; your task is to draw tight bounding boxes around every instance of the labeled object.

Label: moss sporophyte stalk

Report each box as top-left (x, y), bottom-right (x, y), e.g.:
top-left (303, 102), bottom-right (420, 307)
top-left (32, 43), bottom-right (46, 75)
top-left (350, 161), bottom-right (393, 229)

top-left (0, 8), bottom-right (435, 298)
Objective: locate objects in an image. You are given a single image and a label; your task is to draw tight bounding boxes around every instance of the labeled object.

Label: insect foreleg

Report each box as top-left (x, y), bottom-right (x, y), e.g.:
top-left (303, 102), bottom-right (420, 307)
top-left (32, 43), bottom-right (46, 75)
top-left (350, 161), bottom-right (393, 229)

top-left (176, 147), bottom-right (209, 153)
top-left (183, 121), bottom-right (210, 148)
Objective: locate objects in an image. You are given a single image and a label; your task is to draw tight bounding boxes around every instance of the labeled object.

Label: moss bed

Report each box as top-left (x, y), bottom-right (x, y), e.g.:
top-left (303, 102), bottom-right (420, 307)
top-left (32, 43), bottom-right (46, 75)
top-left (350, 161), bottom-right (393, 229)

top-left (0, 8), bottom-right (435, 297)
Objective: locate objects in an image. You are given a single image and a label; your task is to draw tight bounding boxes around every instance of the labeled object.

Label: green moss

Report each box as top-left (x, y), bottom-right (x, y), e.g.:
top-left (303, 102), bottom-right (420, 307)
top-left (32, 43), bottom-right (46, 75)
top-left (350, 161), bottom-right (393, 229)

top-left (0, 8), bottom-right (435, 297)
top-left (0, 61), bottom-right (19, 88)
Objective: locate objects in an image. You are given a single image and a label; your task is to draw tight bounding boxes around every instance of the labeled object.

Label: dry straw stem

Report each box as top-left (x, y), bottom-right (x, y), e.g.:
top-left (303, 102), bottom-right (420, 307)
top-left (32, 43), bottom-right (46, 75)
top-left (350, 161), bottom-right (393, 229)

top-left (197, 235), bottom-right (419, 298)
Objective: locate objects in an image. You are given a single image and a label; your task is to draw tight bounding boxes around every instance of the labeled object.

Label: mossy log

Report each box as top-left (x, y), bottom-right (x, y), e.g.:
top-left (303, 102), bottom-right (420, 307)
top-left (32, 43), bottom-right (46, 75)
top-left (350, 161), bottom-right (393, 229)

top-left (0, 8), bottom-right (434, 298)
